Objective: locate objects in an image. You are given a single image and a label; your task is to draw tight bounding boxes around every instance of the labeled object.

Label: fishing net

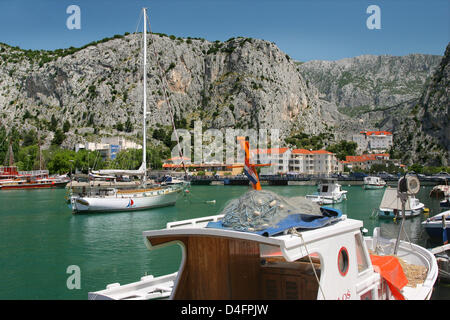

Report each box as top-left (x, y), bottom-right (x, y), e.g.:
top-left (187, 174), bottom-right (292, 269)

top-left (220, 189), bottom-right (322, 232)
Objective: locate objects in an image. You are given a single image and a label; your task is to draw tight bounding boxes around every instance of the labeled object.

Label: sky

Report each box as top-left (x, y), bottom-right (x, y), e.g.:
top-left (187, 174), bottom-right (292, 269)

top-left (0, 0), bottom-right (448, 61)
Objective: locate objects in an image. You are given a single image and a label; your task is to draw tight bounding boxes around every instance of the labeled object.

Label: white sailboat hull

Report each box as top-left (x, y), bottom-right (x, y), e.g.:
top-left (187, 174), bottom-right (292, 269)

top-left (71, 189), bottom-right (180, 213)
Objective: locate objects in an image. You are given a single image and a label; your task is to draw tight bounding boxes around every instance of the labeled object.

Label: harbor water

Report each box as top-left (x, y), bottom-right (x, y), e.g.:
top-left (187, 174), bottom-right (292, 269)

top-left (0, 184), bottom-right (449, 299)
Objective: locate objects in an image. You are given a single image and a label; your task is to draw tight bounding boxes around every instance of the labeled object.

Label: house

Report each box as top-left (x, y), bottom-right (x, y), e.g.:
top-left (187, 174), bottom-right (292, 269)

top-left (352, 131), bottom-right (393, 153)
top-left (344, 153), bottom-right (390, 170)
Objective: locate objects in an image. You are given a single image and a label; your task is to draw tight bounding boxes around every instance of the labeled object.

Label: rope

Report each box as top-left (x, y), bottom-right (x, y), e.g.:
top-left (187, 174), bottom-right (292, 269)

top-left (288, 227), bottom-right (326, 300)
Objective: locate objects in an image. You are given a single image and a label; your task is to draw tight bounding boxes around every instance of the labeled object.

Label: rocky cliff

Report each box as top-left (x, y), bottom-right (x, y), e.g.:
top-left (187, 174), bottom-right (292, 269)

top-left (391, 43), bottom-right (450, 166)
top-left (0, 33), bottom-right (447, 165)
top-left (0, 34), bottom-right (345, 150)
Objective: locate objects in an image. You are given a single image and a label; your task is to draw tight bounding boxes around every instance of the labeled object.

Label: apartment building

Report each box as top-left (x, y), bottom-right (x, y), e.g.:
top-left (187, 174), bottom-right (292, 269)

top-left (290, 149), bottom-right (342, 175)
top-left (250, 148), bottom-right (291, 175)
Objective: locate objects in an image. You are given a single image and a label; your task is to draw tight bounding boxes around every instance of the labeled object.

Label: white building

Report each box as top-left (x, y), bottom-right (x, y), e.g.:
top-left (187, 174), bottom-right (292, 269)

top-left (250, 148), bottom-right (341, 175)
top-left (75, 137), bottom-right (142, 160)
top-left (290, 149), bottom-right (342, 175)
top-left (352, 131), bottom-right (393, 153)
top-left (250, 148), bottom-right (291, 175)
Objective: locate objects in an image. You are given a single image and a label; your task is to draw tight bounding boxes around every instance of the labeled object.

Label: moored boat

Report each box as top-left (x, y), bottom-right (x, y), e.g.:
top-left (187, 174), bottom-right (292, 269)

top-left (378, 187), bottom-right (424, 219)
top-left (70, 7), bottom-right (185, 213)
top-left (89, 192), bottom-right (437, 300)
top-left (363, 176), bottom-right (386, 189)
top-left (422, 210), bottom-right (450, 242)
top-left (0, 166), bottom-right (69, 190)
top-left (306, 178), bottom-right (347, 205)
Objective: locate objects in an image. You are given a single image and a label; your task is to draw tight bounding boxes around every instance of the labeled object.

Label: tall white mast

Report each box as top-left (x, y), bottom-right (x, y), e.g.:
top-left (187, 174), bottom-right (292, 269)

top-left (142, 7), bottom-right (147, 183)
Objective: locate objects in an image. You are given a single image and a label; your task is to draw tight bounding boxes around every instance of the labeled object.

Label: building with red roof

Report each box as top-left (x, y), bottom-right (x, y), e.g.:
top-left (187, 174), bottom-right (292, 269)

top-left (353, 130), bottom-right (393, 153)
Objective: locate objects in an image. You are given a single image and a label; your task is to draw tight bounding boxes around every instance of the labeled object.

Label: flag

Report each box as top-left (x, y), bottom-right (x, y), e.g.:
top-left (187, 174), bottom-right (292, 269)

top-left (244, 165), bottom-right (258, 185)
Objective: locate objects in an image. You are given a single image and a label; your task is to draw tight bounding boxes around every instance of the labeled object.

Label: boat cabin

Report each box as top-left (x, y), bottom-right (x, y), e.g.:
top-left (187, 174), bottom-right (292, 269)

top-left (142, 214), bottom-right (381, 300)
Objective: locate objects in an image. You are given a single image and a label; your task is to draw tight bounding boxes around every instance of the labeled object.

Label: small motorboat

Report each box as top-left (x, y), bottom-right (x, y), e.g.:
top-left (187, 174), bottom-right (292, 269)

top-left (363, 176), bottom-right (386, 190)
top-left (422, 210), bottom-right (450, 242)
top-left (306, 178), bottom-right (347, 205)
top-left (378, 187), bottom-right (424, 219)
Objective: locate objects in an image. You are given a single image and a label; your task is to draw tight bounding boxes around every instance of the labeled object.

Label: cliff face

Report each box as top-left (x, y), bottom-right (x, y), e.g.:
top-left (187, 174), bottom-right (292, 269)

top-left (392, 43), bottom-right (450, 166)
top-left (298, 54), bottom-right (442, 114)
top-left (0, 34), bottom-right (344, 149)
top-left (0, 34), bottom-right (447, 165)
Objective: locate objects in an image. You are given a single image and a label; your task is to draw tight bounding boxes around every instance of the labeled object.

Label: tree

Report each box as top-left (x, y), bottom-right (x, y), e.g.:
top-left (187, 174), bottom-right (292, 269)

top-left (51, 129), bottom-right (66, 146)
top-left (326, 140), bottom-right (358, 161)
top-left (125, 117), bottom-right (133, 133)
top-left (63, 120), bottom-right (71, 133)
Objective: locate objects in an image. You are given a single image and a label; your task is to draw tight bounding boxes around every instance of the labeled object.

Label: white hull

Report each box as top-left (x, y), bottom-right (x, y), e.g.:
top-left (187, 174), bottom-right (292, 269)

top-left (306, 193), bottom-right (346, 204)
top-left (364, 184), bottom-right (386, 190)
top-left (71, 189), bottom-right (180, 213)
top-left (378, 205), bottom-right (424, 219)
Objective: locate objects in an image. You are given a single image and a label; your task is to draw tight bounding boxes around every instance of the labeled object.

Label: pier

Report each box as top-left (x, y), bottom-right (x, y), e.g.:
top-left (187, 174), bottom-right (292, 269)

top-left (186, 174), bottom-right (446, 186)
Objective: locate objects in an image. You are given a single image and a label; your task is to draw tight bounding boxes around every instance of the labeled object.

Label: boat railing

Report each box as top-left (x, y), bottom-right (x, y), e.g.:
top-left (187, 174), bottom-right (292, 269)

top-left (18, 170), bottom-right (49, 176)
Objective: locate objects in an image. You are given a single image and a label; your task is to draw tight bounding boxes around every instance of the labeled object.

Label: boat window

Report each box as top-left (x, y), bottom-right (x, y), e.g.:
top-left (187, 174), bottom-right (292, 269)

top-left (354, 233), bottom-right (369, 274)
top-left (338, 247), bottom-right (349, 276)
top-left (321, 185), bottom-right (328, 192)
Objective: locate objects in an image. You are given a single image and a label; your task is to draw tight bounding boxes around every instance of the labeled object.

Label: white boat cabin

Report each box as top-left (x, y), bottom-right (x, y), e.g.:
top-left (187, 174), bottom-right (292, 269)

top-left (136, 214), bottom-right (433, 300)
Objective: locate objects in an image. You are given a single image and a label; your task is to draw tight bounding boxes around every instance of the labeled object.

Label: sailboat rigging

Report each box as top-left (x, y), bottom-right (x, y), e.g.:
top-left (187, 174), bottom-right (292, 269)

top-left (70, 8), bottom-right (182, 213)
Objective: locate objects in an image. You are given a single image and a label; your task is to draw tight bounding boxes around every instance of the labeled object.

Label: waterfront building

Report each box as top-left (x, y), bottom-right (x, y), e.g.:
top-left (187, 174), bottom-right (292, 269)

top-left (250, 148), bottom-right (291, 175)
top-left (289, 149), bottom-right (342, 175)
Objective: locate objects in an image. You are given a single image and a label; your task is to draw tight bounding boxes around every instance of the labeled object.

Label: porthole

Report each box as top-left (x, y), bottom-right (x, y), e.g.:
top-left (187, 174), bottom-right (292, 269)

top-left (338, 247), bottom-right (349, 276)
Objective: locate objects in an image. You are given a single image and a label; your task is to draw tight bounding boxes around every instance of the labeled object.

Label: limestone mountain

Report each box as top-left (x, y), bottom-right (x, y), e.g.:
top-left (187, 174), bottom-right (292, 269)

top-left (0, 33), bottom-right (342, 151)
top-left (390, 43), bottom-right (450, 166)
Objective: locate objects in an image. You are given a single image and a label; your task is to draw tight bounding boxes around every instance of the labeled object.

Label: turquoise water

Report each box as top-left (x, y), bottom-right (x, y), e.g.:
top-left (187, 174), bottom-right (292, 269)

top-left (0, 184), bottom-right (448, 299)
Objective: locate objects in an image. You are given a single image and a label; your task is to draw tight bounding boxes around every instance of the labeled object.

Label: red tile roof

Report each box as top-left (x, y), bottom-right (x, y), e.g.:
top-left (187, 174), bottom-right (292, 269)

top-left (292, 149), bottom-right (333, 155)
top-left (345, 153), bottom-right (390, 162)
top-left (251, 148), bottom-right (289, 155)
top-left (360, 131), bottom-right (392, 136)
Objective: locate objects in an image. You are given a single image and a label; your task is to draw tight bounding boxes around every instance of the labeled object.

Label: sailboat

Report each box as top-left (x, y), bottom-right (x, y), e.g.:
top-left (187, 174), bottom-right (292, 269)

top-left (70, 8), bottom-right (181, 213)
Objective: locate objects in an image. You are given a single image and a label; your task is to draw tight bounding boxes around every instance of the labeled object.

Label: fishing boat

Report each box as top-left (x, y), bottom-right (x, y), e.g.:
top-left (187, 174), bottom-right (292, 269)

top-left (422, 210), bottom-right (450, 242)
top-left (378, 187), bottom-right (424, 219)
top-left (306, 178), bottom-right (347, 205)
top-left (160, 175), bottom-right (190, 187)
top-left (363, 176), bottom-right (386, 190)
top-left (88, 138), bottom-right (438, 300)
top-left (440, 196), bottom-right (450, 209)
top-left (0, 166), bottom-right (69, 190)
top-left (429, 244), bottom-right (450, 283)
top-left (429, 182), bottom-right (449, 199)
top-left (89, 196), bottom-right (438, 300)
top-left (70, 8), bottom-right (182, 213)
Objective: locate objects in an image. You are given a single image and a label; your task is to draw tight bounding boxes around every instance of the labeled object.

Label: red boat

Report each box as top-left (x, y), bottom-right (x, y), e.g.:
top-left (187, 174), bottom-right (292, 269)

top-left (0, 166), bottom-right (70, 190)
